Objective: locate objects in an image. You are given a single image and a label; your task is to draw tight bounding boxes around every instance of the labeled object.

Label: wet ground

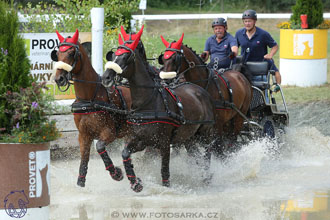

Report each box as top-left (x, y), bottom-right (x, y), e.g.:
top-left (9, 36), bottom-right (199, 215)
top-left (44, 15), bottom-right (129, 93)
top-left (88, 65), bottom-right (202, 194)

top-left (50, 101), bottom-right (330, 220)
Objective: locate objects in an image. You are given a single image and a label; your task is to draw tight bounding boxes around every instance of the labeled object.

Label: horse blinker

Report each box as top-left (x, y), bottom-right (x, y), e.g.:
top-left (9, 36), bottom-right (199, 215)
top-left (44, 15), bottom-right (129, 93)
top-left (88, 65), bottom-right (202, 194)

top-left (106, 51), bottom-right (114, 61)
top-left (175, 53), bottom-right (181, 67)
top-left (51, 50), bottom-right (58, 62)
top-left (158, 54), bottom-right (164, 65)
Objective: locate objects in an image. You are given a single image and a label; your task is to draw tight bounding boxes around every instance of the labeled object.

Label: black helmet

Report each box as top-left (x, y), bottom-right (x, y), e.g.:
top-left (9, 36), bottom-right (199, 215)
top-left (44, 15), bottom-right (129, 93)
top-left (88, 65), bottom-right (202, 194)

top-left (212, 18), bottom-right (227, 28)
top-left (242, 9), bottom-right (257, 20)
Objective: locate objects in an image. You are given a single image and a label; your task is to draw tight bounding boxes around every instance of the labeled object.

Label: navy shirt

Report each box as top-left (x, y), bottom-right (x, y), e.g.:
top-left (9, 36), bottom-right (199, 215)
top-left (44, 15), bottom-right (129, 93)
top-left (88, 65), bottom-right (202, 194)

top-left (235, 26), bottom-right (278, 71)
top-left (204, 32), bottom-right (237, 69)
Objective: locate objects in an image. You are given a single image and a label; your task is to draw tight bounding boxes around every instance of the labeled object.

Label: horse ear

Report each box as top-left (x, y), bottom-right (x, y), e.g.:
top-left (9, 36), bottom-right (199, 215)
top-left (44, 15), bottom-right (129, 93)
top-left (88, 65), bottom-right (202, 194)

top-left (160, 35), bottom-right (170, 48)
top-left (177, 33), bottom-right (184, 47)
top-left (128, 25), bottom-right (144, 51)
top-left (56, 30), bottom-right (64, 43)
top-left (118, 34), bottom-right (124, 45)
top-left (71, 29), bottom-right (79, 45)
top-left (120, 25), bottom-right (129, 41)
top-left (106, 51), bottom-right (114, 61)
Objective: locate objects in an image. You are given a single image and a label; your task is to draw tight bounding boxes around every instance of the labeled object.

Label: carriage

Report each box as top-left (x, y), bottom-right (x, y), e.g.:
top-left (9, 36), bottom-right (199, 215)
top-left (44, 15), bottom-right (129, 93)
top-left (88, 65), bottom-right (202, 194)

top-left (158, 34), bottom-right (289, 142)
top-left (237, 58), bottom-right (289, 139)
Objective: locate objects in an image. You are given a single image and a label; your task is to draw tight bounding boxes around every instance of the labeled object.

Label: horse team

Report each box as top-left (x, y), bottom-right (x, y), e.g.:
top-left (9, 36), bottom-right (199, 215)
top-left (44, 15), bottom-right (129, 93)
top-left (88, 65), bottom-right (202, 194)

top-left (52, 25), bottom-right (253, 192)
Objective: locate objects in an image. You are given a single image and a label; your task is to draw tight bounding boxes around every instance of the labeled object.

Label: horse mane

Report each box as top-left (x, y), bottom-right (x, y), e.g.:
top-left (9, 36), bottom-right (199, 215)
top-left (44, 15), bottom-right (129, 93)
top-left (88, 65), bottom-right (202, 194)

top-left (137, 41), bottom-right (159, 78)
top-left (134, 43), bottom-right (158, 79)
top-left (73, 41), bottom-right (90, 65)
top-left (183, 44), bottom-right (206, 65)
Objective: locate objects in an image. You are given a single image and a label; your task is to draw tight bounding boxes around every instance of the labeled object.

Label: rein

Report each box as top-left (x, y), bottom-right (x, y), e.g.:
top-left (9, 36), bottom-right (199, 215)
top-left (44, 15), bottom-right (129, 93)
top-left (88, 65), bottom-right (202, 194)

top-left (165, 47), bottom-right (207, 77)
top-left (55, 42), bottom-right (131, 114)
top-left (55, 41), bottom-right (82, 92)
top-left (166, 46), bottom-right (234, 110)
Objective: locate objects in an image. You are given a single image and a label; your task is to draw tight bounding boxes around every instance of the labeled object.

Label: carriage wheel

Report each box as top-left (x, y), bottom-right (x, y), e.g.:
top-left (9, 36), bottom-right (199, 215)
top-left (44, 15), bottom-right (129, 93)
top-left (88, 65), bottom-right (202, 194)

top-left (261, 116), bottom-right (275, 138)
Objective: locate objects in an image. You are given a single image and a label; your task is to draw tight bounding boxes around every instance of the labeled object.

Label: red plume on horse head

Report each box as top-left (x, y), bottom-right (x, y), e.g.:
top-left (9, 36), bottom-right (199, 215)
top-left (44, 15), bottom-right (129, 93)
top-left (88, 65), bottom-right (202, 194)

top-left (160, 33), bottom-right (184, 59)
top-left (56, 29), bottom-right (79, 52)
top-left (120, 25), bottom-right (140, 41)
top-left (115, 25), bottom-right (144, 56)
top-left (118, 33), bottom-right (124, 45)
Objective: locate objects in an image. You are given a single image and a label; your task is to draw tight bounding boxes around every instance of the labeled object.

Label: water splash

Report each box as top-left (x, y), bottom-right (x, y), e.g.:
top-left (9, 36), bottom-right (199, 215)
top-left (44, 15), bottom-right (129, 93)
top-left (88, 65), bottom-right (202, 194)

top-left (50, 125), bottom-right (330, 219)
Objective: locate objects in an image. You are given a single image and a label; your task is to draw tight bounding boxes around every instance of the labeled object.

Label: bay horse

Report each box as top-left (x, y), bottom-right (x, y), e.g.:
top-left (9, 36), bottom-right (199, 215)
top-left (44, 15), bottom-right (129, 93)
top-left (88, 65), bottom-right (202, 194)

top-left (159, 34), bottom-right (253, 155)
top-left (52, 29), bottom-right (131, 187)
top-left (102, 26), bottom-right (216, 192)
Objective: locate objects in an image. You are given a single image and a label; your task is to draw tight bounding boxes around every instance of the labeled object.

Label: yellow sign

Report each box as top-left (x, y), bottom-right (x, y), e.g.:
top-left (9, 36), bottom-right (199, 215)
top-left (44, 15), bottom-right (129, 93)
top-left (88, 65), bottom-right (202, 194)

top-left (280, 29), bottom-right (328, 59)
top-left (281, 191), bottom-right (329, 213)
top-left (45, 84), bottom-right (76, 99)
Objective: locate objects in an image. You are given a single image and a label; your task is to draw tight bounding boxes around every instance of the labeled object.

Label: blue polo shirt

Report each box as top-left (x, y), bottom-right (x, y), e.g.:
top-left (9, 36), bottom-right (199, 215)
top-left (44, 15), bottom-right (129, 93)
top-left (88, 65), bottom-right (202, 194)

top-left (204, 32), bottom-right (237, 69)
top-left (235, 26), bottom-right (278, 71)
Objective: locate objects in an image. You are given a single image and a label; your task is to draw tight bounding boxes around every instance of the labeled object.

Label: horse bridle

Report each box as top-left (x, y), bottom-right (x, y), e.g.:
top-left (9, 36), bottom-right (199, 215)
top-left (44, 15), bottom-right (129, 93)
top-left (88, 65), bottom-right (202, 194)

top-left (111, 44), bottom-right (137, 85)
top-left (162, 46), bottom-right (207, 79)
top-left (51, 41), bottom-right (81, 92)
top-left (165, 43), bottom-right (207, 76)
top-left (110, 44), bottom-right (160, 113)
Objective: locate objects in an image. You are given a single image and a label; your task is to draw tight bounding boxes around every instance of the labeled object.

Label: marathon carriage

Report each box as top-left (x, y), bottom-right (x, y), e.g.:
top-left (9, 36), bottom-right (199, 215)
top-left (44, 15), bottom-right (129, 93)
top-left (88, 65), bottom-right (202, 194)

top-left (235, 57), bottom-right (289, 139)
top-left (158, 35), bottom-right (289, 144)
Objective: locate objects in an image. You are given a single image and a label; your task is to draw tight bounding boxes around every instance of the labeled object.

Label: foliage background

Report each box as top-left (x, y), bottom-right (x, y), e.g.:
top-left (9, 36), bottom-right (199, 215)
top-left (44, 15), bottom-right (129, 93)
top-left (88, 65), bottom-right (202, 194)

top-left (291, 0), bottom-right (324, 28)
top-left (0, 0), bottom-right (60, 143)
top-left (0, 0), bottom-right (32, 133)
top-left (12, 0), bottom-right (330, 104)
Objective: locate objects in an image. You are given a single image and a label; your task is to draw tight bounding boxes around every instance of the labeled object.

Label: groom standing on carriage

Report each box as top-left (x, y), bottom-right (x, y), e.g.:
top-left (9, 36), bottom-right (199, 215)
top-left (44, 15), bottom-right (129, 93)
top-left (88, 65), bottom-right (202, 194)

top-left (201, 17), bottom-right (238, 71)
top-left (235, 9), bottom-right (282, 88)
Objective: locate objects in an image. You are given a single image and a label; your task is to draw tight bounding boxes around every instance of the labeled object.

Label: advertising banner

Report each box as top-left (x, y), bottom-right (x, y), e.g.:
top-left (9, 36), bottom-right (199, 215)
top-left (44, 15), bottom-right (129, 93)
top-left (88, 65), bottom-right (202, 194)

top-left (22, 32), bottom-right (91, 99)
top-left (280, 29), bottom-right (327, 59)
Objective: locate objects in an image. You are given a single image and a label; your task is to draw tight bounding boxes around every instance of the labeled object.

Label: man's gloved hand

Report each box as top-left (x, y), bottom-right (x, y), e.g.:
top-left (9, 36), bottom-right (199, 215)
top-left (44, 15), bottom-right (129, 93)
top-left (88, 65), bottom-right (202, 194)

top-left (200, 52), bottom-right (207, 59)
top-left (229, 51), bottom-right (235, 59)
top-left (273, 85), bottom-right (280, 93)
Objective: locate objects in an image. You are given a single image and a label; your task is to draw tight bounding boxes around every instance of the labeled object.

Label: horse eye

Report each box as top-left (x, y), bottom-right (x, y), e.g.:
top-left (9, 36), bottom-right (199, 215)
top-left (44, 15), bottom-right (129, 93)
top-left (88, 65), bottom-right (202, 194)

top-left (68, 51), bottom-right (75, 58)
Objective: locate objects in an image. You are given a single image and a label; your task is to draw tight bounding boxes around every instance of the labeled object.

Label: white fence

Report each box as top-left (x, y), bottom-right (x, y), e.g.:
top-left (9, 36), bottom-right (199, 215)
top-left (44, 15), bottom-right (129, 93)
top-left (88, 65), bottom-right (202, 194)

top-left (130, 13), bottom-right (330, 31)
top-left (19, 12), bottom-right (330, 25)
top-left (131, 13), bottom-right (330, 26)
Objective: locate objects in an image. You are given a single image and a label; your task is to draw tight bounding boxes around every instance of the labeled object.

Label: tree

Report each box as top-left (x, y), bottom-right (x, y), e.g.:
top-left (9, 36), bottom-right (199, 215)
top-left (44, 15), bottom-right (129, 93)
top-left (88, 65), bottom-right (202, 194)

top-left (291, 0), bottom-right (324, 29)
top-left (103, 0), bottom-right (139, 32)
top-left (0, 0), bottom-right (32, 134)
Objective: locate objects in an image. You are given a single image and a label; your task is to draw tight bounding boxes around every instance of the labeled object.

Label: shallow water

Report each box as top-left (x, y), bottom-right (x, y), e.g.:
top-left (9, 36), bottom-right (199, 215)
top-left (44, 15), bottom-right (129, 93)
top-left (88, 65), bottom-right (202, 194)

top-left (50, 102), bottom-right (330, 220)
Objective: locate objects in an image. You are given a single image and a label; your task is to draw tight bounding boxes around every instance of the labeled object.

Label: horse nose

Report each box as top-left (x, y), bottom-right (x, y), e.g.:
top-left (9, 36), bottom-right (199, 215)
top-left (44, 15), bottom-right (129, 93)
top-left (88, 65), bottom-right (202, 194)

top-left (102, 74), bottom-right (112, 87)
top-left (103, 75), bottom-right (110, 86)
top-left (55, 75), bottom-right (65, 86)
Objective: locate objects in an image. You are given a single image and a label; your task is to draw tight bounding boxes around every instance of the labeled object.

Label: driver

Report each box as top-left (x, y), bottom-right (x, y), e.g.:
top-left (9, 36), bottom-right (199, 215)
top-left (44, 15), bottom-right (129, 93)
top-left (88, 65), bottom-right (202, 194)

top-left (235, 9), bottom-right (282, 90)
top-left (201, 18), bottom-right (238, 71)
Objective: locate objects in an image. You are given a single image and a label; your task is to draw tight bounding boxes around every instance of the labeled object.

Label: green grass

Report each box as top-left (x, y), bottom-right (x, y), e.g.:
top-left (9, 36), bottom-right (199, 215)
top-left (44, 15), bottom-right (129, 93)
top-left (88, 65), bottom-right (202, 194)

top-left (140, 18), bottom-right (330, 104)
top-left (274, 84), bottom-right (330, 103)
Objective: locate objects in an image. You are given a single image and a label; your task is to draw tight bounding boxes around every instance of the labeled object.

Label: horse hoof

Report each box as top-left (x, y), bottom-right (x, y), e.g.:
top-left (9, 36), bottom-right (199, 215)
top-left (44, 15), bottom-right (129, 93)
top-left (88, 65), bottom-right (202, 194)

top-left (131, 178), bottom-right (143, 193)
top-left (111, 167), bottom-right (123, 181)
top-left (77, 177), bottom-right (86, 187)
top-left (162, 180), bottom-right (170, 187)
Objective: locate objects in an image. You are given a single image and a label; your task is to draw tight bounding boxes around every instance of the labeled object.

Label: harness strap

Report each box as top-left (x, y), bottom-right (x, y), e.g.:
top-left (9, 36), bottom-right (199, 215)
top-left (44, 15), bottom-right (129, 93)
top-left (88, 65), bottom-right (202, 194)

top-left (160, 87), bottom-right (173, 118)
top-left (71, 100), bottom-right (110, 114)
top-left (127, 111), bottom-right (214, 126)
top-left (165, 87), bottom-right (184, 122)
top-left (217, 72), bottom-right (233, 103)
top-left (115, 86), bottom-right (128, 110)
top-left (210, 69), bottom-right (225, 108)
top-left (126, 82), bottom-right (213, 126)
